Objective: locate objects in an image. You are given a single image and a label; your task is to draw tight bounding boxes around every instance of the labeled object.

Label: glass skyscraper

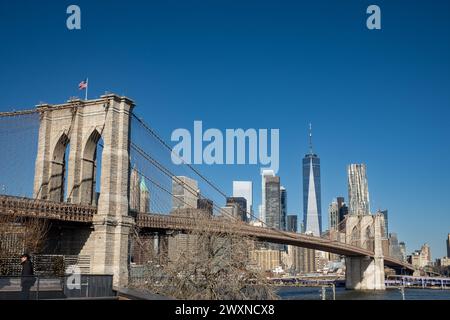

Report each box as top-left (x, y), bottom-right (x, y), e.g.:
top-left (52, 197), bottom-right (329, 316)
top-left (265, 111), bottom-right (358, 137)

top-left (447, 234), bottom-right (450, 258)
top-left (265, 175), bottom-right (281, 230)
top-left (280, 186), bottom-right (287, 231)
top-left (302, 125), bottom-right (322, 236)
top-left (260, 169), bottom-right (275, 223)
top-left (286, 214), bottom-right (298, 232)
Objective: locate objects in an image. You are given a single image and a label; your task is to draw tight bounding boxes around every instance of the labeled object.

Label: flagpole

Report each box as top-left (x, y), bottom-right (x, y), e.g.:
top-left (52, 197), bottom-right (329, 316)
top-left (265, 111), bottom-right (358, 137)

top-left (85, 78), bottom-right (89, 100)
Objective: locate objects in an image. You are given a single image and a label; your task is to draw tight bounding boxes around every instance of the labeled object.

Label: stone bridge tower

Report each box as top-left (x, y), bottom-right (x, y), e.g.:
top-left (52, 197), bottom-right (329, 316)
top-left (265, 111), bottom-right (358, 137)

top-left (33, 94), bottom-right (134, 287)
top-left (345, 213), bottom-right (386, 290)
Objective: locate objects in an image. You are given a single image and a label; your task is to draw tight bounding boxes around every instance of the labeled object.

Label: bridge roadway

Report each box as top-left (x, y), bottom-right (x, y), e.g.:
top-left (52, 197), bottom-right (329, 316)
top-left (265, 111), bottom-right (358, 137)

top-left (0, 195), bottom-right (414, 271)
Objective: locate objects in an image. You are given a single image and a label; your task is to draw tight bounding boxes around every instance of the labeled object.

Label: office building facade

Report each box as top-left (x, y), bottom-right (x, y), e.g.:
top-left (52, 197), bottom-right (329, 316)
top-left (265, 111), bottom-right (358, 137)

top-left (447, 234), bottom-right (450, 258)
top-left (226, 197), bottom-right (248, 221)
top-left (172, 176), bottom-right (198, 210)
top-left (286, 214), bottom-right (298, 233)
top-left (347, 164), bottom-right (370, 216)
top-left (260, 170), bottom-right (275, 223)
top-left (232, 181), bottom-right (253, 220)
top-left (265, 176), bottom-right (281, 230)
top-left (280, 187), bottom-right (287, 231)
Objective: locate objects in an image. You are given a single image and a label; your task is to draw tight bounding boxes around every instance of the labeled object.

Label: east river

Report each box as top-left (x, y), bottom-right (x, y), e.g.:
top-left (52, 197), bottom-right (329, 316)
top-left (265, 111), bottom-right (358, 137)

top-left (277, 286), bottom-right (450, 300)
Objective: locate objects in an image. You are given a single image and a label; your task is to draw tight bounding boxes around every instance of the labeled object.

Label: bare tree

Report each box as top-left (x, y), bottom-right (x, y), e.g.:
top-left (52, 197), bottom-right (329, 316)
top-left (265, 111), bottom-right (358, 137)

top-left (0, 212), bottom-right (48, 274)
top-left (131, 214), bottom-right (277, 300)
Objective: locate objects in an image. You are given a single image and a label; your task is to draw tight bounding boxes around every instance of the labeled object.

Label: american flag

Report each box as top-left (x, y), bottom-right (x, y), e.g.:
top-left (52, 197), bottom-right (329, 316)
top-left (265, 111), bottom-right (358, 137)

top-left (78, 79), bottom-right (88, 90)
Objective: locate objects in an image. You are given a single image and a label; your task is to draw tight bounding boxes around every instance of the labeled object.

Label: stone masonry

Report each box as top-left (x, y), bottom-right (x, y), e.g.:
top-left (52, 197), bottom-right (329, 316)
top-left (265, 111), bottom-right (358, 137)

top-left (33, 94), bottom-right (134, 288)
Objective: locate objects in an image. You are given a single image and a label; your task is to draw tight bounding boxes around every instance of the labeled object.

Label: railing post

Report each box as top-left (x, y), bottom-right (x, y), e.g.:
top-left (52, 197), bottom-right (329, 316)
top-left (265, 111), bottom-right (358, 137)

top-left (332, 284), bottom-right (336, 300)
top-left (321, 286), bottom-right (326, 300)
top-left (36, 276), bottom-right (40, 301)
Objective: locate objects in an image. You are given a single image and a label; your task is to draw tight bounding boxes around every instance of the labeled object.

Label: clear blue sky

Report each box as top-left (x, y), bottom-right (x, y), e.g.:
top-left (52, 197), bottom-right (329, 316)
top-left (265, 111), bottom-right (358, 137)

top-left (0, 0), bottom-right (449, 257)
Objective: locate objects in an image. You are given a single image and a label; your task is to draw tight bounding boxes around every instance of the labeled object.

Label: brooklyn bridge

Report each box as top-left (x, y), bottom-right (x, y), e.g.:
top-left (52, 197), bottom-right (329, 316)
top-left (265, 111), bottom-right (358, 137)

top-left (0, 94), bottom-right (414, 291)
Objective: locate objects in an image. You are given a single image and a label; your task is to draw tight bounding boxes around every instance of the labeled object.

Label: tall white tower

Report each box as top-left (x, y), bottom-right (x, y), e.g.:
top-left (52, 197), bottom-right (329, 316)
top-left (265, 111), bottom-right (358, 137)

top-left (260, 169), bottom-right (275, 223)
top-left (347, 164), bottom-right (370, 216)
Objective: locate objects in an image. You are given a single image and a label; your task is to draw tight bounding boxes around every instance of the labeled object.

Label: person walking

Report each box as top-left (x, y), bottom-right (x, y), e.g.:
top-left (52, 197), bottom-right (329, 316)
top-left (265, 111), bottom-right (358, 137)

top-left (20, 253), bottom-right (35, 300)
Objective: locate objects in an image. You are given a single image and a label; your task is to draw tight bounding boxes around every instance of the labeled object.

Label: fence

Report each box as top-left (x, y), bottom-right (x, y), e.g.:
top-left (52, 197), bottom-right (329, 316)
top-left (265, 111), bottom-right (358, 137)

top-left (0, 254), bottom-right (90, 276)
top-left (0, 274), bottom-right (115, 300)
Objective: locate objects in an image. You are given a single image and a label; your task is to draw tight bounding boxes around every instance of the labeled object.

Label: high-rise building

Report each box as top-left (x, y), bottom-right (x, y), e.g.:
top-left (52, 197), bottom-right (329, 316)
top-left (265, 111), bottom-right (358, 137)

top-left (409, 243), bottom-right (432, 268)
top-left (302, 124), bottom-right (322, 237)
top-left (447, 234), bottom-right (450, 258)
top-left (265, 176), bottom-right (281, 230)
top-left (130, 167), bottom-right (150, 213)
top-left (280, 187), bottom-right (287, 231)
top-left (329, 197), bottom-right (349, 231)
top-left (336, 197), bottom-right (348, 223)
top-left (250, 248), bottom-right (282, 272)
top-left (388, 233), bottom-right (403, 261)
top-left (399, 242), bottom-right (407, 261)
top-left (347, 164), bottom-right (370, 216)
top-left (328, 201), bottom-right (339, 231)
top-left (197, 198), bottom-right (213, 216)
top-left (260, 170), bottom-right (275, 223)
top-left (299, 246), bottom-right (316, 274)
top-left (129, 166), bottom-right (140, 211)
top-left (286, 215), bottom-right (298, 233)
top-left (232, 181), bottom-right (253, 220)
top-left (139, 177), bottom-right (150, 213)
top-left (226, 197), bottom-right (247, 221)
top-left (379, 209), bottom-right (388, 238)
top-left (172, 176), bottom-right (198, 210)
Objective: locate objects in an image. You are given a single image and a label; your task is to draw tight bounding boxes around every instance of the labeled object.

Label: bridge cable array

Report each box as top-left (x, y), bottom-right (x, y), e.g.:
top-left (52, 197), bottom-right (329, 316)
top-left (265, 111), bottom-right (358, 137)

top-left (130, 112), bottom-right (308, 243)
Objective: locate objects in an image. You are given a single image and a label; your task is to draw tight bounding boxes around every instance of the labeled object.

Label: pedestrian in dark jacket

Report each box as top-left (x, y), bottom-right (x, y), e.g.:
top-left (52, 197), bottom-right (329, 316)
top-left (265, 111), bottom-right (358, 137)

top-left (20, 253), bottom-right (35, 300)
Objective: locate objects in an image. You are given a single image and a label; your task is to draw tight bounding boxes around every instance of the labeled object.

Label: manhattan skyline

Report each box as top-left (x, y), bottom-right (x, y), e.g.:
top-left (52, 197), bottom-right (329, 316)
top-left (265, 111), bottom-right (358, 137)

top-left (0, 0), bottom-right (449, 257)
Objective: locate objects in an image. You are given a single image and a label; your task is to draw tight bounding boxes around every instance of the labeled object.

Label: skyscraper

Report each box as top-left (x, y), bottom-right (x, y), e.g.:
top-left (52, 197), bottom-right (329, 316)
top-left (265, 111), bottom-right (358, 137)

top-left (388, 233), bottom-right (403, 261)
top-left (280, 186), bottom-right (287, 231)
top-left (232, 181), bottom-right (253, 220)
top-left (328, 200), bottom-right (339, 231)
top-left (447, 234), bottom-right (450, 258)
top-left (286, 214), bottom-right (298, 232)
top-left (129, 166), bottom-right (140, 211)
top-left (260, 169), bottom-right (275, 223)
top-left (347, 164), bottom-right (370, 216)
top-left (226, 197), bottom-right (247, 221)
top-left (265, 175), bottom-right (281, 230)
top-left (336, 196), bottom-right (348, 222)
top-left (197, 198), bottom-right (213, 216)
top-left (172, 176), bottom-right (198, 210)
top-left (302, 124), bottom-right (322, 236)
top-left (399, 242), bottom-right (407, 261)
top-left (139, 177), bottom-right (150, 213)
top-left (378, 209), bottom-right (388, 238)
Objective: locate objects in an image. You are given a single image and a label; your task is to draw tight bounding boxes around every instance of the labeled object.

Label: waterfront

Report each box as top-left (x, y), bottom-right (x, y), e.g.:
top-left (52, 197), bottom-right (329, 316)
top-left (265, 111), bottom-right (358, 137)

top-left (277, 286), bottom-right (450, 300)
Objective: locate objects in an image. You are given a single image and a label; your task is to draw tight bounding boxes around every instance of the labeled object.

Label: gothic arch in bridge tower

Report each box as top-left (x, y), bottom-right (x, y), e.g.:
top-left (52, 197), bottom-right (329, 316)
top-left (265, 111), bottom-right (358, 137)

top-left (364, 225), bottom-right (374, 251)
top-left (48, 132), bottom-right (69, 202)
top-left (79, 128), bottom-right (103, 205)
top-left (351, 225), bottom-right (359, 246)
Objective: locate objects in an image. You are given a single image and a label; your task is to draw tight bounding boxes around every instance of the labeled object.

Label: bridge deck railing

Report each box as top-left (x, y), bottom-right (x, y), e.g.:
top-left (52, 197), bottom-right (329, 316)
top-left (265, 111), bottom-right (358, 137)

top-left (0, 195), bottom-right (414, 271)
top-left (0, 195), bottom-right (95, 223)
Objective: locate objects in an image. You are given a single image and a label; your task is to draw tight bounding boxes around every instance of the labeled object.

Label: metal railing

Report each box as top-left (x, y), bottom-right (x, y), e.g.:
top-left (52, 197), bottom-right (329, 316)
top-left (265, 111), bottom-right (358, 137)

top-left (0, 274), bottom-right (115, 300)
top-left (0, 194), bottom-right (95, 223)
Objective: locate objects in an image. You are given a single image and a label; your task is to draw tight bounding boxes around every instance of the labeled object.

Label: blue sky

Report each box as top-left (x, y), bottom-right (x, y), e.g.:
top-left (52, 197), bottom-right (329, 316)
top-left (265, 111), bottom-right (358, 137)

top-left (0, 0), bottom-right (449, 257)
